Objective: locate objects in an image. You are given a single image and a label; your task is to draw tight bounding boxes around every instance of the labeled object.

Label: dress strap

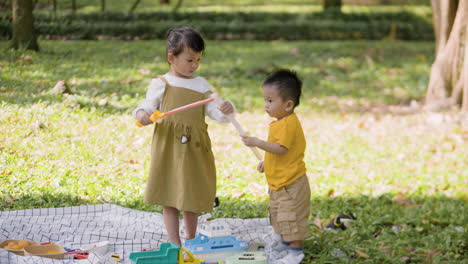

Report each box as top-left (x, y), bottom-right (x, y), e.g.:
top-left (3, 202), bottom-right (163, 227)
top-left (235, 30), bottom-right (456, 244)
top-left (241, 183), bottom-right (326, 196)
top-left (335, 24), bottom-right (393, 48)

top-left (158, 76), bottom-right (169, 85)
top-left (203, 90), bottom-right (213, 98)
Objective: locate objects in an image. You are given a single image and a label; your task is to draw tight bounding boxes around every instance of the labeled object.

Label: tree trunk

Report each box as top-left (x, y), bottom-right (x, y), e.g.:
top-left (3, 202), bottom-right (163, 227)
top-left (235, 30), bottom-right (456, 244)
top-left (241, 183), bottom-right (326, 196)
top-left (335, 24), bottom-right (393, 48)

top-left (101, 0), bottom-right (106, 12)
top-left (172, 0), bottom-right (183, 13)
top-left (11, 0), bottom-right (39, 51)
top-left (426, 0), bottom-right (468, 111)
top-left (129, 0), bottom-right (141, 13)
top-left (160, 0), bottom-right (170, 4)
top-left (323, 0), bottom-right (342, 12)
top-left (71, 0), bottom-right (76, 12)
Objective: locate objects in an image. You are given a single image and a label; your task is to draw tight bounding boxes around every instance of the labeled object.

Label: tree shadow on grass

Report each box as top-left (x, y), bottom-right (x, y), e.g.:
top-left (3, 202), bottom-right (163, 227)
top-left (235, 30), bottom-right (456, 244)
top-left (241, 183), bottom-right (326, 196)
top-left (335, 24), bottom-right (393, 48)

top-left (0, 76), bottom-right (139, 115)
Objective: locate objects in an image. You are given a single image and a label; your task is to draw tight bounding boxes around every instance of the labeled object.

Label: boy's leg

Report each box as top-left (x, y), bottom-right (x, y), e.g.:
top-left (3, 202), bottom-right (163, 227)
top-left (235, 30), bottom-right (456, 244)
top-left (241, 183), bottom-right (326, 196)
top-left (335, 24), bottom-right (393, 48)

top-left (278, 240), bottom-right (304, 264)
top-left (273, 176), bottom-right (310, 263)
top-left (183, 211), bottom-right (198, 241)
top-left (163, 206), bottom-right (181, 246)
top-left (289, 240), bottom-right (302, 249)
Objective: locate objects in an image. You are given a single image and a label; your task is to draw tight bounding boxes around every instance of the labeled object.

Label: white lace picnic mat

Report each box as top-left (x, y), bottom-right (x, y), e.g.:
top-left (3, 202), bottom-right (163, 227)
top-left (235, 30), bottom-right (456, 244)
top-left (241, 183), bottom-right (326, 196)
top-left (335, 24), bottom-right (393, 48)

top-left (0, 204), bottom-right (276, 264)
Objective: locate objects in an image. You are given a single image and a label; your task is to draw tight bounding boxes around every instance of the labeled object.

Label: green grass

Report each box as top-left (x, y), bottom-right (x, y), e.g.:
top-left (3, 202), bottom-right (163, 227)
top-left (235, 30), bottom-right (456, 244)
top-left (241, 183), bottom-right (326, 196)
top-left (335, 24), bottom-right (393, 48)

top-left (1, 40), bottom-right (467, 263)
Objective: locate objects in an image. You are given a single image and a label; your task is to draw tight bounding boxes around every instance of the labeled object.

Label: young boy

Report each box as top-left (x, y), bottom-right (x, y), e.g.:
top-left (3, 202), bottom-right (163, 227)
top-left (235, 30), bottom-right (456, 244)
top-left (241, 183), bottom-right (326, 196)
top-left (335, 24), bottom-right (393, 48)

top-left (241, 69), bottom-right (310, 264)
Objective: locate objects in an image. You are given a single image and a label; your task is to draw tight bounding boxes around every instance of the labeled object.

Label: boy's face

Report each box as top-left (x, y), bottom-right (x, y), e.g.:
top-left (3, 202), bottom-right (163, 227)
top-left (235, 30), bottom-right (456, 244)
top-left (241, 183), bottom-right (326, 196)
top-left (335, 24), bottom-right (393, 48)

top-left (168, 48), bottom-right (201, 78)
top-left (262, 84), bottom-right (293, 120)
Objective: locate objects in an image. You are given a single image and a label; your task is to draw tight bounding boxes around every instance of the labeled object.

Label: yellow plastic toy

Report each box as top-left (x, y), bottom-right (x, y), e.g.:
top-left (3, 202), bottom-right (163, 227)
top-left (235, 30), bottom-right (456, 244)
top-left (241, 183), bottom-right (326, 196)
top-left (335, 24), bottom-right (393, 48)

top-left (3, 240), bottom-right (32, 250)
top-left (178, 248), bottom-right (205, 264)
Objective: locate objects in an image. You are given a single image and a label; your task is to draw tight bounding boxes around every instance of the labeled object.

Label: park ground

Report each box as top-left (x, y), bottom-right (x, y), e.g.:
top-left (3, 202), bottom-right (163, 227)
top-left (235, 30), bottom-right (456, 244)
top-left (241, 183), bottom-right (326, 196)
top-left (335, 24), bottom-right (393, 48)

top-left (0, 39), bottom-right (467, 263)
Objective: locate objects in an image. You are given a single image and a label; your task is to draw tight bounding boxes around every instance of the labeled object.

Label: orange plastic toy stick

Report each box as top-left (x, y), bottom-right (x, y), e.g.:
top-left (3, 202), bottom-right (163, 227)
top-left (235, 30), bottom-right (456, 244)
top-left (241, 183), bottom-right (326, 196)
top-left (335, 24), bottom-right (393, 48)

top-left (136, 97), bottom-right (215, 127)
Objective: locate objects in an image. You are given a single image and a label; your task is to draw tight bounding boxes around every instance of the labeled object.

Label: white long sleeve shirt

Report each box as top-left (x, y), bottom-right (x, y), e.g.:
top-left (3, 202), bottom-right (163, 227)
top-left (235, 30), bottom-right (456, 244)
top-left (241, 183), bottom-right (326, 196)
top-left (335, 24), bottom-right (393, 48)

top-left (133, 73), bottom-right (229, 123)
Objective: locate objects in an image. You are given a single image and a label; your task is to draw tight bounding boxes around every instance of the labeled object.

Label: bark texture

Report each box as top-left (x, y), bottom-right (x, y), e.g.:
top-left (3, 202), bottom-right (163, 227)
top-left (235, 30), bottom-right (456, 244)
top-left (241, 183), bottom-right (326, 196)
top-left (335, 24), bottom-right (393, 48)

top-left (11, 0), bottom-right (39, 51)
top-left (426, 0), bottom-right (467, 111)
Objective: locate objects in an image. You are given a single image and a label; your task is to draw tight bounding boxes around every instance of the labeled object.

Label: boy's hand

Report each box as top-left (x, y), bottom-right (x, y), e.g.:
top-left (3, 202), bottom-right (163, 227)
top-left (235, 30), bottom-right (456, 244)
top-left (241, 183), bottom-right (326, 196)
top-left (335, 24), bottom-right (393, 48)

top-left (241, 135), bottom-right (259, 147)
top-left (218, 101), bottom-right (234, 115)
top-left (136, 110), bottom-right (153, 126)
top-left (257, 161), bottom-right (264, 173)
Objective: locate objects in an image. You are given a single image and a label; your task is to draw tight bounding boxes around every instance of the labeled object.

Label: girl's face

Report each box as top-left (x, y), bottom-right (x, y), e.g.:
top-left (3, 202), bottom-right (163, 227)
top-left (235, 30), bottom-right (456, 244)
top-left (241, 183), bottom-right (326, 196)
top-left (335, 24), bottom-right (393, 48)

top-left (262, 84), bottom-right (293, 120)
top-left (168, 48), bottom-right (202, 78)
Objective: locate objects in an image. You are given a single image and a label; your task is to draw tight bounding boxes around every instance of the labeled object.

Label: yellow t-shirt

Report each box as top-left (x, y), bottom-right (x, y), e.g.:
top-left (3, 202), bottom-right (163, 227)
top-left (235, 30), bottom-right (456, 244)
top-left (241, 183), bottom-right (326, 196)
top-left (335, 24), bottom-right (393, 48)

top-left (264, 113), bottom-right (306, 190)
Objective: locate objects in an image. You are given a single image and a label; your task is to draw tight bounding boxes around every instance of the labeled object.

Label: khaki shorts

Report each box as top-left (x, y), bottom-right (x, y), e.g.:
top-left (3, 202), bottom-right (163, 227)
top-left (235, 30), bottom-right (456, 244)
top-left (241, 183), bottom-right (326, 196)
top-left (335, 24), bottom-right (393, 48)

top-left (269, 175), bottom-right (311, 241)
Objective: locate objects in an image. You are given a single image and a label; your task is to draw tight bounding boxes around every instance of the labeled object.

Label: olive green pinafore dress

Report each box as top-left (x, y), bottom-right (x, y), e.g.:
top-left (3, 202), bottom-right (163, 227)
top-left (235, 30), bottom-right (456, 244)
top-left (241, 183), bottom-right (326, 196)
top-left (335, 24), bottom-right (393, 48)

top-left (144, 77), bottom-right (216, 213)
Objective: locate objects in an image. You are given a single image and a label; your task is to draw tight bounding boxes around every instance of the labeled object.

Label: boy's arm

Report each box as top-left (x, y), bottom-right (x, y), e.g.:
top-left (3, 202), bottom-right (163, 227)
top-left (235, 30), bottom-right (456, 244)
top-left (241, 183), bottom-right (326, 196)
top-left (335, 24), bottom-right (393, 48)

top-left (257, 161), bottom-right (264, 173)
top-left (241, 135), bottom-right (287, 155)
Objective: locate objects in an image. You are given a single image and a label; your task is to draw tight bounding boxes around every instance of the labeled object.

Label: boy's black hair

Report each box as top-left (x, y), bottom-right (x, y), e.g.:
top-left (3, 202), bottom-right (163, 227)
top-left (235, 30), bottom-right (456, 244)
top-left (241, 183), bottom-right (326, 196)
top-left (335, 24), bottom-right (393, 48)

top-left (263, 69), bottom-right (302, 107)
top-left (166, 27), bottom-right (205, 56)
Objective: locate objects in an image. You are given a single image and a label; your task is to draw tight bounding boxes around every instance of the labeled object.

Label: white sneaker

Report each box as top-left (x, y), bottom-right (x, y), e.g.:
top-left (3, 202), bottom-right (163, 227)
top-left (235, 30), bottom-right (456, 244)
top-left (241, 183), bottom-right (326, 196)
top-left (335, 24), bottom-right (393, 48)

top-left (271, 241), bottom-right (290, 252)
top-left (277, 251), bottom-right (304, 264)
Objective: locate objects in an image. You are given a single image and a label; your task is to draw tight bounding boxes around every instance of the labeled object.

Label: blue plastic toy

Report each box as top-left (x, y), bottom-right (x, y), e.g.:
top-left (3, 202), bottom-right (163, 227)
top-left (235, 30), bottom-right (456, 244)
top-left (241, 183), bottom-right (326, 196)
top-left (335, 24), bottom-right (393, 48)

top-left (184, 234), bottom-right (248, 263)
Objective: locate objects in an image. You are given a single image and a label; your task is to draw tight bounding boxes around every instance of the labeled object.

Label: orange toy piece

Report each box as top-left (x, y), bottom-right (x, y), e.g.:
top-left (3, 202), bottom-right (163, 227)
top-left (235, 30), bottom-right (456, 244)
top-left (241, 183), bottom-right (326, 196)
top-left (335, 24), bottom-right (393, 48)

top-left (4, 240), bottom-right (30, 250)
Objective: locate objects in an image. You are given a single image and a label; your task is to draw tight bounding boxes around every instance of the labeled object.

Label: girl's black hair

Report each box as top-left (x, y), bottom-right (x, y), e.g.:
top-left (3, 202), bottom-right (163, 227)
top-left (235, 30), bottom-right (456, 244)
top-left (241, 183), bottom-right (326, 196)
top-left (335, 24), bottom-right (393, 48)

top-left (166, 27), bottom-right (205, 56)
top-left (263, 69), bottom-right (302, 107)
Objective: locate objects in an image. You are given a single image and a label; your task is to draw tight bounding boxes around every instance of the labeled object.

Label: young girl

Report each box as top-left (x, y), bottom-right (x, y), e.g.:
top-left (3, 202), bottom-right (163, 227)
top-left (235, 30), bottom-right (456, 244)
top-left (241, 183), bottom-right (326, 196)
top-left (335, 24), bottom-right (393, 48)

top-left (134, 27), bottom-right (234, 246)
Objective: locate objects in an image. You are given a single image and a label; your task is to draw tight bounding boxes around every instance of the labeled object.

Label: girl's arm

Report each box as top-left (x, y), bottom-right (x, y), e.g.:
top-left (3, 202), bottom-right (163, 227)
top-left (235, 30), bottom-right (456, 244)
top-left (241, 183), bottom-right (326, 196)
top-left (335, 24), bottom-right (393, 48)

top-left (206, 94), bottom-right (235, 123)
top-left (132, 78), bottom-right (165, 120)
top-left (200, 78), bottom-right (234, 123)
top-left (241, 135), bottom-right (288, 155)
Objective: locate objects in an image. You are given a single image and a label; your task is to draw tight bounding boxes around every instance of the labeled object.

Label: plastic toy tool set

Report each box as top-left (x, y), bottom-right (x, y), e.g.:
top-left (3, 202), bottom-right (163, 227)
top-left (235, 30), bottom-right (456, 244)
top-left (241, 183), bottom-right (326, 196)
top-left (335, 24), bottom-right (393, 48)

top-left (130, 223), bottom-right (266, 264)
top-left (0, 239), bottom-right (109, 260)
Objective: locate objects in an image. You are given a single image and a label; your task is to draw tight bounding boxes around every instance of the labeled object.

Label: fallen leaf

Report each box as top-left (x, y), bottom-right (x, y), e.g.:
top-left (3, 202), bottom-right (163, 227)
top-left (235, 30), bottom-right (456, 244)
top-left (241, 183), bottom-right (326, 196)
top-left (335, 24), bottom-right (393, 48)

top-left (331, 237), bottom-right (345, 242)
top-left (5, 195), bottom-right (15, 204)
top-left (98, 98), bottom-right (108, 106)
top-left (248, 182), bottom-right (266, 198)
top-left (378, 242), bottom-right (385, 249)
top-left (313, 218), bottom-right (322, 229)
top-left (51, 80), bottom-right (72, 95)
top-left (448, 133), bottom-right (464, 144)
top-left (355, 249), bottom-right (369, 258)
top-left (120, 78), bottom-right (138, 85)
top-left (231, 189), bottom-right (244, 199)
top-left (392, 193), bottom-right (420, 207)
top-left (403, 246), bottom-right (414, 252)
top-left (289, 47), bottom-right (300, 55)
top-left (422, 249), bottom-right (442, 257)
top-left (19, 55), bottom-right (33, 63)
top-left (400, 256), bottom-right (411, 263)
top-left (1, 171), bottom-right (13, 176)
top-left (139, 69), bottom-right (151, 75)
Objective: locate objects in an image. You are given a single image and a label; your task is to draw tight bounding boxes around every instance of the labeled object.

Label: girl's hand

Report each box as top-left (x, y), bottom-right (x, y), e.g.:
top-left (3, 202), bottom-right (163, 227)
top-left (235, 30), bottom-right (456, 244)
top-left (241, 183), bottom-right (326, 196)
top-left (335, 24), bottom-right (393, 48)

top-left (218, 101), bottom-right (234, 115)
top-left (241, 134), bottom-right (259, 147)
top-left (136, 110), bottom-right (153, 126)
top-left (257, 161), bottom-right (264, 173)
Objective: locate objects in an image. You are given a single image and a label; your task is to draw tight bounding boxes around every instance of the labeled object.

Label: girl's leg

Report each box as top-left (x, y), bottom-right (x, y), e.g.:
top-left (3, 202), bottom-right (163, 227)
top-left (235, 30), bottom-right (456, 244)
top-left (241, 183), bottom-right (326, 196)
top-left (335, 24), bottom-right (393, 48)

top-left (183, 211), bottom-right (198, 241)
top-left (163, 206), bottom-right (181, 246)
